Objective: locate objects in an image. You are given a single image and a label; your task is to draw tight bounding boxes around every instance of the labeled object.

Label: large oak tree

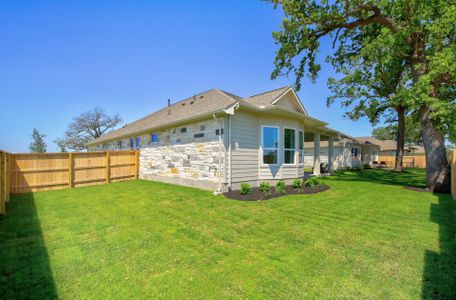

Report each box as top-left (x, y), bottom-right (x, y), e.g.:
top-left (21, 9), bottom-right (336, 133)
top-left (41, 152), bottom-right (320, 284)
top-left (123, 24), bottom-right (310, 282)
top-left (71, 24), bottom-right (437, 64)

top-left (55, 107), bottom-right (121, 152)
top-left (270, 0), bottom-right (455, 192)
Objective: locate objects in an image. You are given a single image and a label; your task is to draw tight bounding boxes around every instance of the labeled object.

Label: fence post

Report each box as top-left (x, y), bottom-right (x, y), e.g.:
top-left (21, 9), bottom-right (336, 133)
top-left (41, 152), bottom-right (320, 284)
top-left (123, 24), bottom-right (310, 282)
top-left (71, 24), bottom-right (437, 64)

top-left (134, 150), bottom-right (139, 179)
top-left (68, 153), bottom-right (74, 188)
top-left (106, 151), bottom-right (111, 184)
top-left (452, 150), bottom-right (455, 201)
top-left (0, 152), bottom-right (5, 215)
top-left (5, 153), bottom-right (10, 202)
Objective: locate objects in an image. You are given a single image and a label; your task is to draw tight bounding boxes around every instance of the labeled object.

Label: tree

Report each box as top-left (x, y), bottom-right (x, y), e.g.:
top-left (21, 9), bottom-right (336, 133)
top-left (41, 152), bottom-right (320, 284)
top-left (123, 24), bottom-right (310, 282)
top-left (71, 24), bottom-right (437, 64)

top-left (373, 116), bottom-right (423, 145)
top-left (269, 0), bottom-right (456, 192)
top-left (55, 140), bottom-right (67, 153)
top-left (55, 107), bottom-right (121, 151)
top-left (29, 128), bottom-right (47, 153)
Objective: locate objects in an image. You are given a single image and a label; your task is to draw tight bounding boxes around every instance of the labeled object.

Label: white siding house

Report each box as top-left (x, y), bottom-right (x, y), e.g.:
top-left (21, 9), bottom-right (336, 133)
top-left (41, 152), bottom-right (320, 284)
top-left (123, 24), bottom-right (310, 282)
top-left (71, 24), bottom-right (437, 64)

top-left (87, 86), bottom-right (340, 192)
top-left (304, 134), bottom-right (380, 170)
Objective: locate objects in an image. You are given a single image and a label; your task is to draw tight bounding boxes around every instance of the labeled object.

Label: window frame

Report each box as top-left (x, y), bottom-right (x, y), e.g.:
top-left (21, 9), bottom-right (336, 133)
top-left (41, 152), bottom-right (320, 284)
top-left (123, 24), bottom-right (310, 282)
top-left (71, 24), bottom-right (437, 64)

top-left (261, 125), bottom-right (280, 166)
top-left (298, 130), bottom-right (304, 165)
top-left (135, 137), bottom-right (141, 149)
top-left (151, 133), bottom-right (159, 144)
top-left (283, 127), bottom-right (297, 165)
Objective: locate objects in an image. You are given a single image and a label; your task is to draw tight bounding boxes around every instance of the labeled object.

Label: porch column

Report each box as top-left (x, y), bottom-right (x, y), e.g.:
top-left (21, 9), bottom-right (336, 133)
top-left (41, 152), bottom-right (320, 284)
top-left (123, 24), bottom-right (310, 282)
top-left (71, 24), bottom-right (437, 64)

top-left (313, 133), bottom-right (320, 176)
top-left (328, 136), bottom-right (334, 174)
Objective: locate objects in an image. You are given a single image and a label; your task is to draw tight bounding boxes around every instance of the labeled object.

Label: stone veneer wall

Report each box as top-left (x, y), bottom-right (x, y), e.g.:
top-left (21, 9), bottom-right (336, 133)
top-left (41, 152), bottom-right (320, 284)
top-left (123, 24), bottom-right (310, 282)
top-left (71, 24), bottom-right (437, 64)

top-left (138, 119), bottom-right (225, 185)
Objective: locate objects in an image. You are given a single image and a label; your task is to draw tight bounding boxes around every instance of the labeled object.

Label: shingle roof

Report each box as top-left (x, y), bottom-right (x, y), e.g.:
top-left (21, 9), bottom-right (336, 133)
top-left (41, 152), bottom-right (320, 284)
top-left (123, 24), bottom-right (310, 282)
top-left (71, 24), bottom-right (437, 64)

top-left (356, 137), bottom-right (397, 151)
top-left (243, 86), bottom-right (290, 108)
top-left (87, 85), bottom-right (318, 146)
top-left (303, 132), bottom-right (376, 148)
top-left (87, 89), bottom-right (239, 145)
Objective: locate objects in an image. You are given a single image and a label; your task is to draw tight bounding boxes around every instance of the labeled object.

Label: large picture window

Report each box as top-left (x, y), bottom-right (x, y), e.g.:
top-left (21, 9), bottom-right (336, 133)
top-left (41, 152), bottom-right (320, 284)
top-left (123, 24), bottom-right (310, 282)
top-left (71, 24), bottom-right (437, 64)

top-left (262, 126), bottom-right (279, 164)
top-left (298, 131), bottom-right (304, 164)
top-left (284, 128), bottom-right (296, 164)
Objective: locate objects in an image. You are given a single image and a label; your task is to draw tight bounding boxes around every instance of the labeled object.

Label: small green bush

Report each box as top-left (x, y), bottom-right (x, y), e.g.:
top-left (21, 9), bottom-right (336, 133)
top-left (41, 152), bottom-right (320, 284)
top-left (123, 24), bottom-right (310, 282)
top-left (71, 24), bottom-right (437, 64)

top-left (304, 177), bottom-right (323, 189)
top-left (240, 183), bottom-right (252, 195)
top-left (292, 178), bottom-right (302, 189)
top-left (276, 180), bottom-right (286, 194)
top-left (353, 166), bottom-right (362, 171)
top-left (363, 163), bottom-right (372, 169)
top-left (259, 181), bottom-right (270, 194)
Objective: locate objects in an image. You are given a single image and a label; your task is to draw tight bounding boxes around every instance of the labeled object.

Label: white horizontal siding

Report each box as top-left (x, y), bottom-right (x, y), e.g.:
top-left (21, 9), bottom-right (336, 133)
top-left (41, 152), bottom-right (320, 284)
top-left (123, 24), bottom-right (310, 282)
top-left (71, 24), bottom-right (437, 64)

top-left (229, 110), bottom-right (259, 183)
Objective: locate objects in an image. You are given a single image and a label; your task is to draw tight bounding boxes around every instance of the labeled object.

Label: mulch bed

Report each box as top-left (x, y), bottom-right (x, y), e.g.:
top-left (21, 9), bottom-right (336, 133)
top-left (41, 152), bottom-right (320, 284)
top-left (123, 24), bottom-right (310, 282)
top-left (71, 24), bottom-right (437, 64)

top-left (404, 186), bottom-right (431, 193)
top-left (224, 185), bottom-right (330, 201)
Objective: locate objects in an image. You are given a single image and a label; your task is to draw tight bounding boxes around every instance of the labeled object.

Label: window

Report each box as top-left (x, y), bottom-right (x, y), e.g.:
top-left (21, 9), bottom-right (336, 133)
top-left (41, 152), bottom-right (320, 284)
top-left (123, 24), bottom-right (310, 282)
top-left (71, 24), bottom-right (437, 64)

top-left (284, 128), bottom-right (296, 164)
top-left (151, 133), bottom-right (159, 144)
top-left (117, 141), bottom-right (123, 150)
top-left (200, 125), bottom-right (206, 131)
top-left (262, 126), bottom-right (279, 164)
top-left (135, 137), bottom-right (141, 149)
top-left (194, 133), bottom-right (204, 138)
top-left (351, 147), bottom-right (359, 159)
top-left (129, 138), bottom-right (134, 149)
top-left (298, 131), bottom-right (304, 164)
top-left (180, 127), bottom-right (187, 133)
top-left (216, 129), bottom-right (224, 136)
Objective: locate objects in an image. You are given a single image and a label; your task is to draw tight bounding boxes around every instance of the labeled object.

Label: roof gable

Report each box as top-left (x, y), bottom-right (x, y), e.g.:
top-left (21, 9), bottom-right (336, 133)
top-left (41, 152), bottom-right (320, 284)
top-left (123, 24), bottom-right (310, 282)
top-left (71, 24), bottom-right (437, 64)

top-left (272, 88), bottom-right (307, 114)
top-left (244, 86), bottom-right (307, 114)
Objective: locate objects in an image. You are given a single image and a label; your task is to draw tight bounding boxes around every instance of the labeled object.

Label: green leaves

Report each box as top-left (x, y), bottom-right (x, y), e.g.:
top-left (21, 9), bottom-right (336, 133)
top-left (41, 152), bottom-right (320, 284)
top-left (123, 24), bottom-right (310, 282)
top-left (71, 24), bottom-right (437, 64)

top-left (270, 0), bottom-right (455, 136)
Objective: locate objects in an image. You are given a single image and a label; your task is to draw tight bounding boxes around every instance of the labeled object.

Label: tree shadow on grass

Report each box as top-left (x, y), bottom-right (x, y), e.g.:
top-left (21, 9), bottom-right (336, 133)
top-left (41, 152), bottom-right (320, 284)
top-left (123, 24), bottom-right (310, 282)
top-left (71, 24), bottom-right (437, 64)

top-left (328, 169), bottom-right (427, 188)
top-left (0, 193), bottom-right (58, 299)
top-left (421, 193), bottom-right (456, 299)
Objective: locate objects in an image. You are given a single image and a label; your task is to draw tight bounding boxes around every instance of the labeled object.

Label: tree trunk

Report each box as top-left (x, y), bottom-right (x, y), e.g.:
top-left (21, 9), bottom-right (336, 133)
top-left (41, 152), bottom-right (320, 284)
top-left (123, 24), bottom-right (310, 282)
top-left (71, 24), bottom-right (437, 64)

top-left (394, 106), bottom-right (405, 172)
top-left (420, 106), bottom-right (451, 193)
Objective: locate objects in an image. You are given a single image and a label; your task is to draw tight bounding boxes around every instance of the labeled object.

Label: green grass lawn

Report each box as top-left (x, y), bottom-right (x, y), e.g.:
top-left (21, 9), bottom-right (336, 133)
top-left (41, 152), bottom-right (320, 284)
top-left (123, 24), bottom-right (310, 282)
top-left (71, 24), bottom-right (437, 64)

top-left (1, 169), bottom-right (455, 299)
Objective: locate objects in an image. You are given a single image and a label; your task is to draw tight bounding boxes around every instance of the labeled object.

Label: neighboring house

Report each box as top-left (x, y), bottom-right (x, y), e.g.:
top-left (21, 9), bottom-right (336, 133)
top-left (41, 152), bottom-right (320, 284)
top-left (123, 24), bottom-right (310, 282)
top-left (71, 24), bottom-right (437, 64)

top-left (304, 133), bottom-right (380, 170)
top-left (356, 137), bottom-right (398, 156)
top-left (87, 86), bottom-right (339, 192)
top-left (356, 137), bottom-right (425, 156)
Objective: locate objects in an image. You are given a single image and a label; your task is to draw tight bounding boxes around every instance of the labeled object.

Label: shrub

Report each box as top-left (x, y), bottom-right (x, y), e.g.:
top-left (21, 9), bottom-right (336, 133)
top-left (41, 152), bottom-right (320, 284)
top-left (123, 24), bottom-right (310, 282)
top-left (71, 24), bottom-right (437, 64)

top-left (304, 177), bottom-right (323, 189)
top-left (240, 183), bottom-right (252, 195)
top-left (259, 181), bottom-right (270, 194)
top-left (292, 178), bottom-right (302, 189)
top-left (276, 180), bottom-right (286, 194)
top-left (353, 166), bottom-right (362, 171)
top-left (363, 163), bottom-right (372, 169)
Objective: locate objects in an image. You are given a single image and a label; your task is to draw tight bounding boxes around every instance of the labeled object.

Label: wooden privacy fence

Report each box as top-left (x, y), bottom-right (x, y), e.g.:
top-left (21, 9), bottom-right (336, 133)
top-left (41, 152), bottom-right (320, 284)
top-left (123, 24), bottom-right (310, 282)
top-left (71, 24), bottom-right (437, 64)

top-left (0, 150), bottom-right (11, 215)
top-left (9, 150), bottom-right (139, 194)
top-left (378, 155), bottom-right (426, 168)
top-left (451, 150), bottom-right (456, 200)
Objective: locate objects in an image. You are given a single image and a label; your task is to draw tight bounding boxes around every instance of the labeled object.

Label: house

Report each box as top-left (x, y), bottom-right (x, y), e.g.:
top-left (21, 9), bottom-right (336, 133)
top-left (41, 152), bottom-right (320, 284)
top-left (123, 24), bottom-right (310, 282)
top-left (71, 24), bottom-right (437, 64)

top-left (304, 133), bottom-right (380, 170)
top-left (356, 137), bottom-right (425, 156)
top-left (87, 86), bottom-right (339, 192)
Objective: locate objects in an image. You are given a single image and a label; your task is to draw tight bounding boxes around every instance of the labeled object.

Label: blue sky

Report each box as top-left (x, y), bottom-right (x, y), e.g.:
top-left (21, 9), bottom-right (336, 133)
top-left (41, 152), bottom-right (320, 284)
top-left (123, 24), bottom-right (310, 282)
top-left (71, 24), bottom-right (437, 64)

top-left (0, 0), bottom-right (378, 153)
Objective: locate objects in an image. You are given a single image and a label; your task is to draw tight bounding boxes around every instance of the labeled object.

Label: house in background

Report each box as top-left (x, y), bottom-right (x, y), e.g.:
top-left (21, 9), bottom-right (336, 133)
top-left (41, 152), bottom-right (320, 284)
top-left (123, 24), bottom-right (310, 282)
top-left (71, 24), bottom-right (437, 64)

top-left (86, 86), bottom-right (339, 192)
top-left (304, 133), bottom-right (380, 170)
top-left (356, 137), bottom-right (425, 156)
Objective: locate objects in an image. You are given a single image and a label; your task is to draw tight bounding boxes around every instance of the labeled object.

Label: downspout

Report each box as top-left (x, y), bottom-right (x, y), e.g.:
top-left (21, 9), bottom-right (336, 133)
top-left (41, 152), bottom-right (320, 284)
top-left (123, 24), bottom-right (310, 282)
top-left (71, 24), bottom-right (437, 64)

top-left (212, 114), bottom-right (223, 195)
top-left (223, 103), bottom-right (238, 190)
top-left (228, 114), bottom-right (232, 188)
